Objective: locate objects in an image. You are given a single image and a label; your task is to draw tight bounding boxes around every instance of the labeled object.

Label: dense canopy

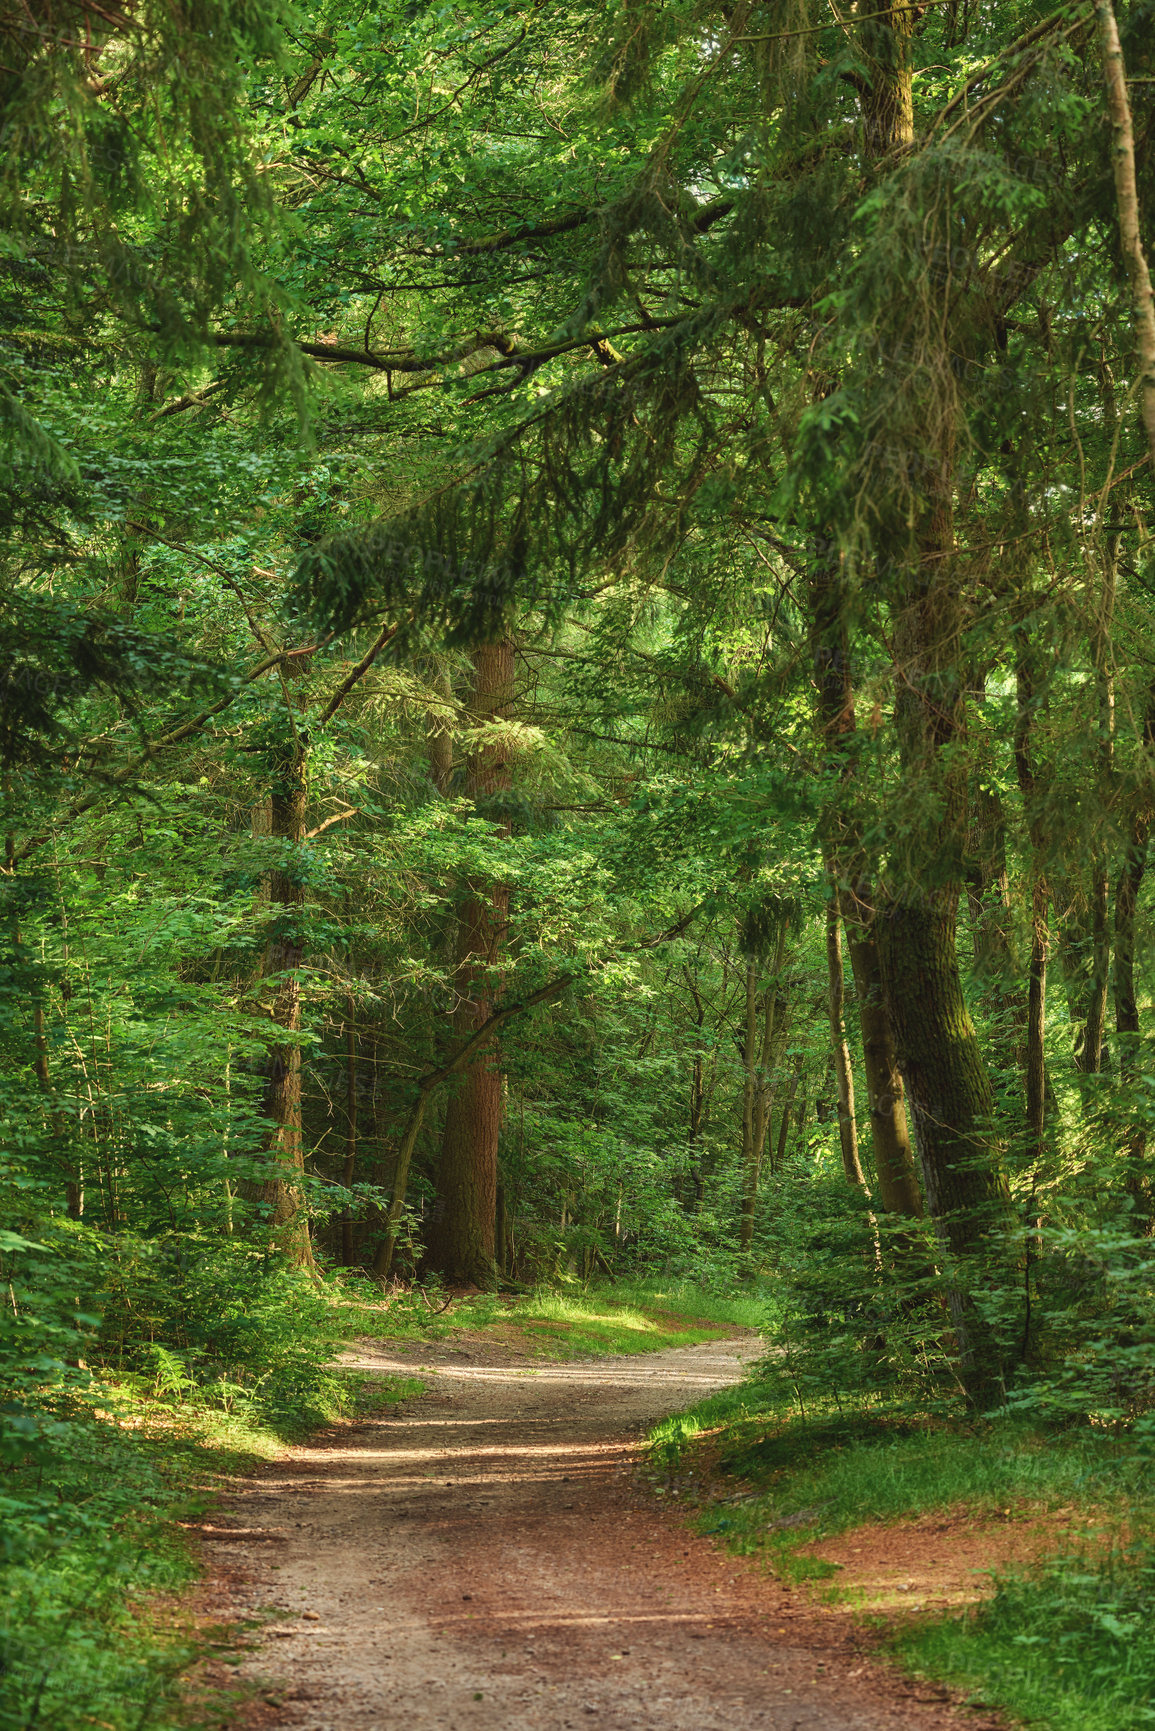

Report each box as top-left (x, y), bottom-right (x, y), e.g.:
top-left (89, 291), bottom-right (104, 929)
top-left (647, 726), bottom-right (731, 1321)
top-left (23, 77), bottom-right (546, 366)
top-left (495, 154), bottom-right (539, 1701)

top-left (4, 1), bottom-right (1155, 1723)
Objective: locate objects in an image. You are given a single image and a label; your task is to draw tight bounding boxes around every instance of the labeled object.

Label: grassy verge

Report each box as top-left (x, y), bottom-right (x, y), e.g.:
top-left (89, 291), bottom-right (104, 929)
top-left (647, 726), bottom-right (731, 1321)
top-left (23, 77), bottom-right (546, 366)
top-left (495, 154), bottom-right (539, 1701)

top-left (650, 1385), bottom-right (1154, 1731)
top-left (1, 1273), bottom-right (420, 1731)
top-left (336, 1274), bottom-right (765, 1359)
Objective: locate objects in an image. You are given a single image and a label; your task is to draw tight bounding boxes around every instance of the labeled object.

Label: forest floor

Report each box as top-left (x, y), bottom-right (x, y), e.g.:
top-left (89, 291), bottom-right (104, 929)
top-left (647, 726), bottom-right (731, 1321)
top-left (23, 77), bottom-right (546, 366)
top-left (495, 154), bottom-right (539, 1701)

top-left (189, 1329), bottom-right (1010, 1731)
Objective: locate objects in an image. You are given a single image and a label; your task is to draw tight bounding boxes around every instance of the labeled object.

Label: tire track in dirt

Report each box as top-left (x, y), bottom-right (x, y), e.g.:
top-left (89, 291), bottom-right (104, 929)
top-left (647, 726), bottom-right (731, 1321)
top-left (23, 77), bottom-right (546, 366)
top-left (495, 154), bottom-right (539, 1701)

top-left (201, 1336), bottom-right (1002, 1731)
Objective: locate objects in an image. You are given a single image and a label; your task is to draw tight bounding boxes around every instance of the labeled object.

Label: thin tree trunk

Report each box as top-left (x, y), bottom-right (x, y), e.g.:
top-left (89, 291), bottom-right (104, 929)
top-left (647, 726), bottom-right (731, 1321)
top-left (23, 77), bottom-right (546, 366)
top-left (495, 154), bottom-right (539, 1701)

top-left (964, 774), bottom-right (1026, 1067)
top-left (258, 709), bottom-right (313, 1266)
top-left (1081, 853), bottom-right (1111, 1075)
top-left (1015, 643), bottom-right (1053, 1157)
top-left (739, 928), bottom-right (789, 1248)
top-left (826, 893), bottom-right (866, 1188)
top-left (1115, 693), bottom-right (1155, 1229)
top-left (1081, 530), bottom-right (1118, 1076)
top-left (739, 961), bottom-right (760, 1251)
top-left (1096, 0), bottom-right (1155, 473)
top-left (426, 640), bottom-right (514, 1286)
top-left (773, 1053), bottom-right (804, 1174)
top-left (341, 992), bottom-right (357, 1266)
top-left (1025, 883), bottom-right (1049, 1158)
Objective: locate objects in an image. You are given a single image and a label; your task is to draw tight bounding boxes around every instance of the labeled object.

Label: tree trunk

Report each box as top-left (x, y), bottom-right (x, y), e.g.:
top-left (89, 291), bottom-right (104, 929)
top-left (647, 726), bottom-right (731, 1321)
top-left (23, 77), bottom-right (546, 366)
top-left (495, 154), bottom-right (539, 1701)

top-left (341, 992), bottom-right (357, 1265)
top-left (876, 458), bottom-right (1009, 1410)
top-left (1024, 883), bottom-right (1048, 1158)
top-left (773, 1053), bottom-right (804, 1174)
top-left (1115, 819), bottom-right (1148, 1051)
top-left (739, 928), bottom-right (789, 1249)
top-left (877, 892), bottom-right (1007, 1405)
top-left (826, 894), bottom-right (865, 1188)
top-left (425, 640), bottom-right (514, 1286)
top-left (258, 716), bottom-right (313, 1267)
top-left (1096, 0), bottom-right (1155, 474)
top-left (854, 0), bottom-right (915, 153)
top-left (1081, 528), bottom-right (1118, 1077)
top-left (842, 906), bottom-right (923, 1215)
top-left (807, 543), bottom-right (922, 1217)
top-left (964, 775), bottom-right (1027, 1070)
top-left (1081, 852), bottom-right (1111, 1075)
top-left (1114, 690), bottom-right (1155, 1228)
top-left (1014, 644), bottom-right (1054, 1156)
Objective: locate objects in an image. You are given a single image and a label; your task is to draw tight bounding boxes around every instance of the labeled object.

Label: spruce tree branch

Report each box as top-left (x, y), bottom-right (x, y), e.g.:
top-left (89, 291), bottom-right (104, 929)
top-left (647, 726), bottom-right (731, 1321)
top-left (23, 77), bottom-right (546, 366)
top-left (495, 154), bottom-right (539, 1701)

top-left (447, 208), bottom-right (594, 256)
top-left (212, 330), bottom-right (517, 374)
top-left (9, 640), bottom-right (333, 867)
top-left (933, 7), bottom-right (1084, 131)
top-left (314, 614), bottom-right (414, 727)
top-left (151, 380), bottom-right (229, 420)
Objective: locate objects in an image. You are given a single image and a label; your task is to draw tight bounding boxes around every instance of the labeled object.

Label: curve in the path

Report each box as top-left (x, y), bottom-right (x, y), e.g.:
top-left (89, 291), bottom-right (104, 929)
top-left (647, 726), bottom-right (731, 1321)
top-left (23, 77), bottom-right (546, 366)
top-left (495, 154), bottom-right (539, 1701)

top-left (207, 1336), bottom-right (1001, 1731)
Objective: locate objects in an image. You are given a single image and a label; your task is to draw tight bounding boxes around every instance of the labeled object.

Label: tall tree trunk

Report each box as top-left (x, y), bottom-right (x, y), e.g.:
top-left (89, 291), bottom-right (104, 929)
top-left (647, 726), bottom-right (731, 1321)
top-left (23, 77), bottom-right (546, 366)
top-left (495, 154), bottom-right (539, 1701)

top-left (341, 991), bottom-right (357, 1266)
top-left (1081, 531), bottom-right (1118, 1076)
top-left (1096, 0), bottom-right (1155, 473)
top-left (1014, 644), bottom-right (1054, 1159)
top-left (1097, 0), bottom-right (1155, 1222)
top-left (876, 461), bottom-right (1009, 1410)
top-left (739, 928), bottom-right (789, 1249)
top-left (808, 547), bottom-right (922, 1217)
top-left (826, 894), bottom-right (865, 1188)
top-left (258, 704), bottom-right (313, 1266)
top-left (425, 640), bottom-right (514, 1286)
top-left (1115, 811), bottom-right (1151, 1062)
top-left (1114, 691), bottom-right (1155, 1228)
top-left (1024, 884), bottom-right (1049, 1160)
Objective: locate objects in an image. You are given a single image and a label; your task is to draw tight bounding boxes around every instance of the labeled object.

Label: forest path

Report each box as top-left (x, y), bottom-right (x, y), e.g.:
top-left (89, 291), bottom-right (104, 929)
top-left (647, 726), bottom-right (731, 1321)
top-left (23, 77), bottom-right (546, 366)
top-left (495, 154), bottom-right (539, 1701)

top-left (205, 1335), bottom-right (999, 1731)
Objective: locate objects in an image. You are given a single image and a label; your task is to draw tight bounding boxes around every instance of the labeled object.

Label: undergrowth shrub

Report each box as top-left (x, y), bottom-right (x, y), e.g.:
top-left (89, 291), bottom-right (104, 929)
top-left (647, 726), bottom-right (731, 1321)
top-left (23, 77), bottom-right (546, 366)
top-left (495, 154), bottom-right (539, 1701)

top-left (0, 1218), bottom-right (357, 1731)
top-left (98, 1235), bottom-right (351, 1433)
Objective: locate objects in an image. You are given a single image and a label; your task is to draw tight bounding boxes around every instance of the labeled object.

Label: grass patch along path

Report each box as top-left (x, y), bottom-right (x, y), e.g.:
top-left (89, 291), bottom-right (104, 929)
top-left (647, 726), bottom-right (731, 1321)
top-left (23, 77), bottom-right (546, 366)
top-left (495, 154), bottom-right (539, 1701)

top-left (652, 1394), bottom-right (1152, 1731)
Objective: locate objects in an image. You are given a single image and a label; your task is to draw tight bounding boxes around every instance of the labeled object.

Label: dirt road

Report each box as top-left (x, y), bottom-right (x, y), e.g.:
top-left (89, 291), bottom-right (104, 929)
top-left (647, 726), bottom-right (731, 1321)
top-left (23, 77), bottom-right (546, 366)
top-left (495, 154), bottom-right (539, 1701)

top-left (203, 1336), bottom-right (999, 1731)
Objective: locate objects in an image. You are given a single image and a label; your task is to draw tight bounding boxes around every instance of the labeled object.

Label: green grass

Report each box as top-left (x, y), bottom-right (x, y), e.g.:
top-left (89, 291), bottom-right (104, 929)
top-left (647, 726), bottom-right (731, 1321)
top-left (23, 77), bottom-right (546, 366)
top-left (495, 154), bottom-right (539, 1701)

top-left (649, 1382), bottom-right (1155, 1730)
top-left (334, 1273), bottom-right (765, 1360)
top-left (583, 1276), bottom-right (774, 1333)
top-left (507, 1289), bottom-right (735, 1356)
top-left (897, 1541), bottom-right (1155, 1731)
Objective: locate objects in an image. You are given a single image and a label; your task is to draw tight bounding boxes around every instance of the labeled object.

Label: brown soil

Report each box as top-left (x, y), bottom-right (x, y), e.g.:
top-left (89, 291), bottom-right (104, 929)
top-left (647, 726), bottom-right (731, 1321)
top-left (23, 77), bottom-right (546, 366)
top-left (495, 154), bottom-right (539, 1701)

top-left (804, 1505), bottom-right (1115, 1617)
top-left (194, 1335), bottom-right (1007, 1731)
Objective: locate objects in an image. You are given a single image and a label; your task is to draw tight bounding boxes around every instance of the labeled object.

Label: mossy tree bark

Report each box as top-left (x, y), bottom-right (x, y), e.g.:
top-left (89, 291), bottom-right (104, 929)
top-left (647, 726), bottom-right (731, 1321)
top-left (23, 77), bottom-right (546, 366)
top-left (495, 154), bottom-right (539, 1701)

top-left (842, 904), bottom-right (923, 1216)
top-left (876, 462), bottom-right (1010, 1410)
